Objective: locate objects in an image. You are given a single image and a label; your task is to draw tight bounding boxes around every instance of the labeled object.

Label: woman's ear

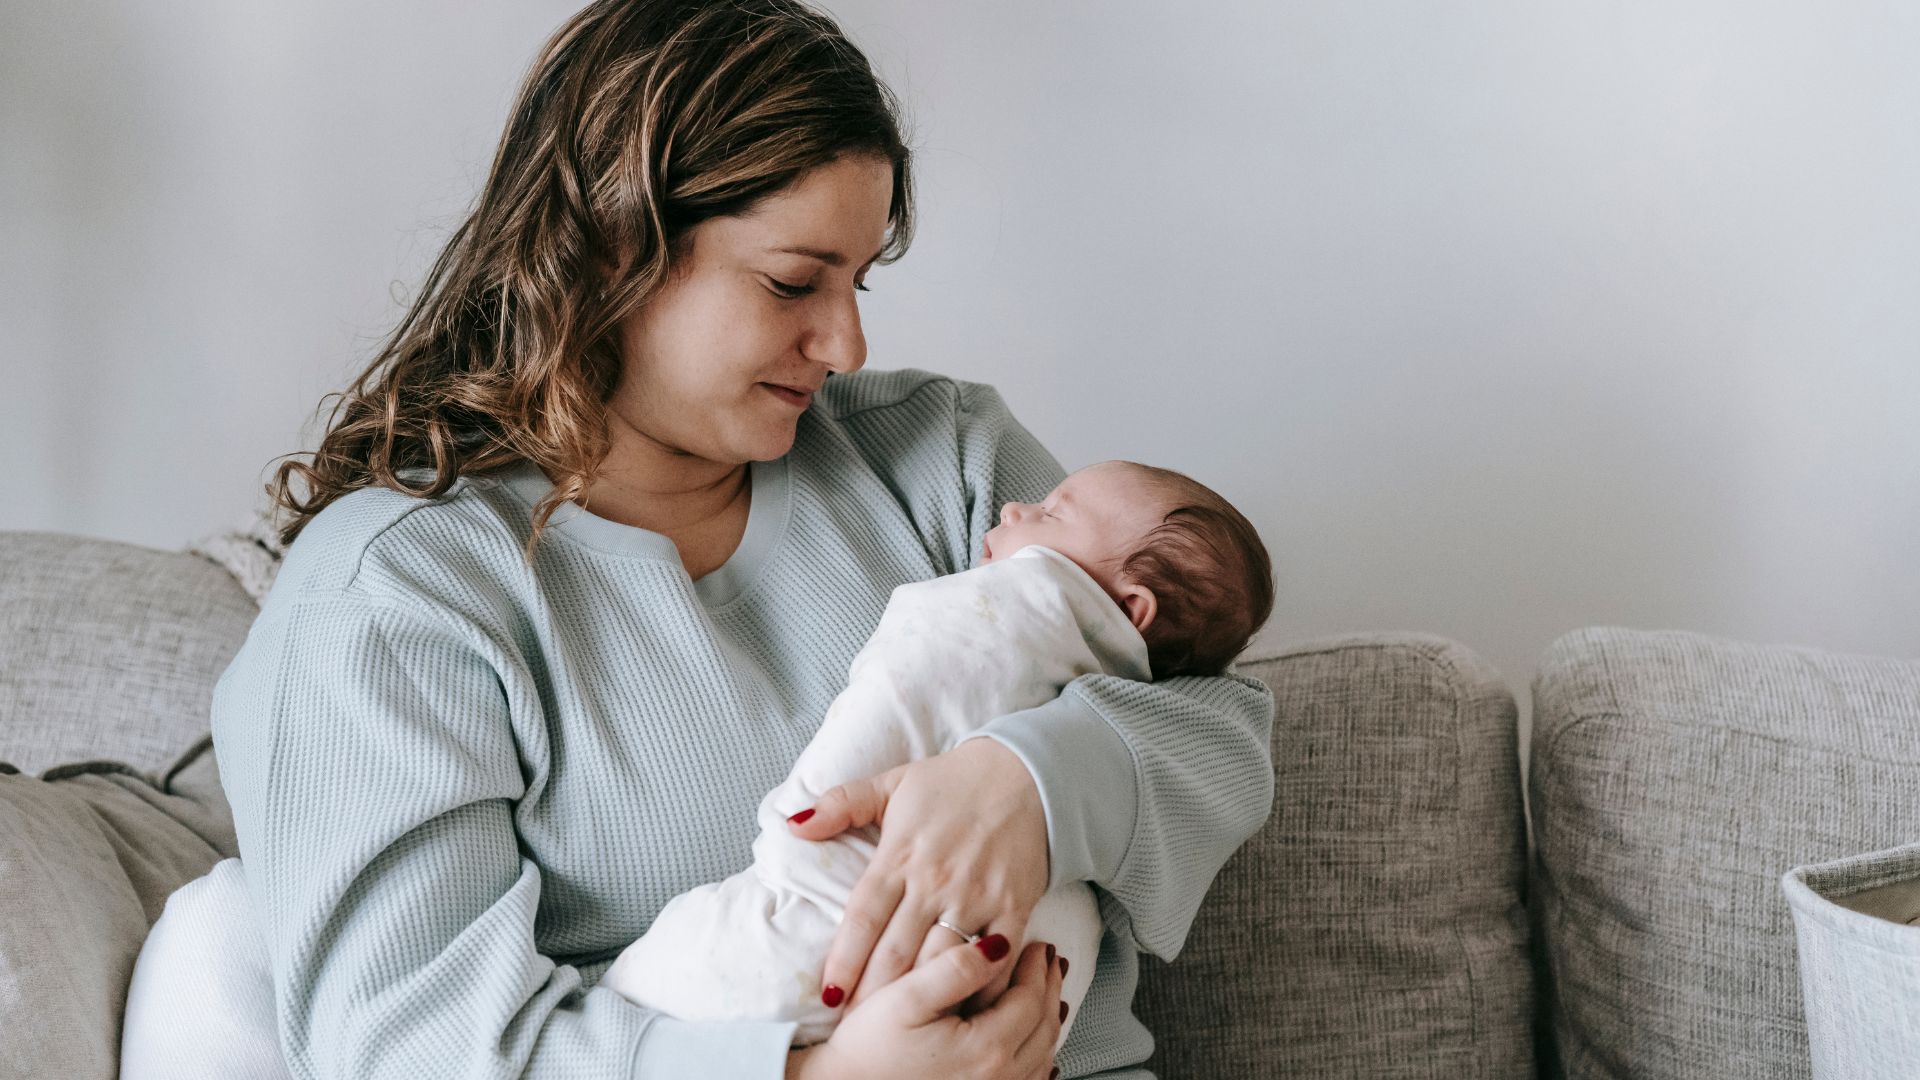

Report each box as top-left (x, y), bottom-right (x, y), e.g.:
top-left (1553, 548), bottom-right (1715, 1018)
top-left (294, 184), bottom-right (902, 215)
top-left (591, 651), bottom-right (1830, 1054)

top-left (1117, 580), bottom-right (1157, 635)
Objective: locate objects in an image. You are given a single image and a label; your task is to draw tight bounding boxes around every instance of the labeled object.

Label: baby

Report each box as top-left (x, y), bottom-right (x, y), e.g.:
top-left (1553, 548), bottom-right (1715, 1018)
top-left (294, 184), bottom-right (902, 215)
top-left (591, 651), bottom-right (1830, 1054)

top-left (599, 460), bottom-right (1275, 1048)
top-left (119, 460), bottom-right (1273, 1074)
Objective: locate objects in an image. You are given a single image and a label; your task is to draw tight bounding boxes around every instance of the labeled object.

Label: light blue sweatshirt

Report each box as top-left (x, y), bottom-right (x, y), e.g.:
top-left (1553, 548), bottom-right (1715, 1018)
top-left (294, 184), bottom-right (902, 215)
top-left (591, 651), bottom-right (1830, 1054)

top-left (211, 368), bottom-right (1275, 1080)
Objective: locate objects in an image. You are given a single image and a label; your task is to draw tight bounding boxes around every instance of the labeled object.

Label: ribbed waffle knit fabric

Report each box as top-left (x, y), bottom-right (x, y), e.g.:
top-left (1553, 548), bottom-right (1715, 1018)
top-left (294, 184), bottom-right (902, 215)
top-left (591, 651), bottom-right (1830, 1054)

top-left (211, 367), bottom-right (1277, 1080)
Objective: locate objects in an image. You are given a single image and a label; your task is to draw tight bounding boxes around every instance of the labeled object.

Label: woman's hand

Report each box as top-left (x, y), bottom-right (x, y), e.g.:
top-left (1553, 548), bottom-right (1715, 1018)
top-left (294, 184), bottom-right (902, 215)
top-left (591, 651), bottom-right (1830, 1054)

top-left (786, 738), bottom-right (1051, 1011)
top-left (786, 935), bottom-right (1066, 1080)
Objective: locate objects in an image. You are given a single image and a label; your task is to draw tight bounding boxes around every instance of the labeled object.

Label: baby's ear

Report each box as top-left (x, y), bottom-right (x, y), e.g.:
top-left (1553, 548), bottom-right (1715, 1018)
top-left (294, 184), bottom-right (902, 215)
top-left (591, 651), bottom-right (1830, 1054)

top-left (1117, 580), bottom-right (1157, 635)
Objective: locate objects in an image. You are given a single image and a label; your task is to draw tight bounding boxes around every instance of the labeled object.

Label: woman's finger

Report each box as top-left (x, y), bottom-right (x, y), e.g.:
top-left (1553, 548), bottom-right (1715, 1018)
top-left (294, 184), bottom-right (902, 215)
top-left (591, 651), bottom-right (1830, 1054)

top-left (965, 939), bottom-right (1054, 1060)
top-left (912, 917), bottom-right (969, 974)
top-left (959, 910), bottom-right (1031, 1016)
top-left (1009, 939), bottom-right (1067, 1070)
top-left (876, 932), bottom-right (1012, 1025)
top-left (846, 890), bottom-right (940, 1007)
top-left (786, 766), bottom-right (904, 841)
top-left (819, 861), bottom-right (905, 1008)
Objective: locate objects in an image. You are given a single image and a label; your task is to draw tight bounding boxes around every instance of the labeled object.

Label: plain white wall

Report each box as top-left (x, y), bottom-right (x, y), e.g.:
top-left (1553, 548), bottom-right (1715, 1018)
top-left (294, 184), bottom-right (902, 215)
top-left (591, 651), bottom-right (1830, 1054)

top-left (4, 1), bottom-right (1916, 740)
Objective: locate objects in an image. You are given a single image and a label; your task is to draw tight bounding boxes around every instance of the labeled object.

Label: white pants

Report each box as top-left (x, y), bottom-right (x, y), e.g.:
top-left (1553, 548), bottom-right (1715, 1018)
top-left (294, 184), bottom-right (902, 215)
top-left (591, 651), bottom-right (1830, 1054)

top-left (120, 858), bottom-right (289, 1080)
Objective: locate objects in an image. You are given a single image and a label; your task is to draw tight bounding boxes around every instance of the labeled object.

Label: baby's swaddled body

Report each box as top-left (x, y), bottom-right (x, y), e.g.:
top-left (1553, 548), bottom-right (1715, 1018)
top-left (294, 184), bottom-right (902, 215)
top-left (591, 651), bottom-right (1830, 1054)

top-left (600, 544), bottom-right (1149, 1047)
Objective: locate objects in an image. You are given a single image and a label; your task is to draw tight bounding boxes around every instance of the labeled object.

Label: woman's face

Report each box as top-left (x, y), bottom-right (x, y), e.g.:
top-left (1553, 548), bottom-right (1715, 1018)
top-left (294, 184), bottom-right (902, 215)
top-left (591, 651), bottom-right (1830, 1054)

top-left (609, 154), bottom-right (894, 468)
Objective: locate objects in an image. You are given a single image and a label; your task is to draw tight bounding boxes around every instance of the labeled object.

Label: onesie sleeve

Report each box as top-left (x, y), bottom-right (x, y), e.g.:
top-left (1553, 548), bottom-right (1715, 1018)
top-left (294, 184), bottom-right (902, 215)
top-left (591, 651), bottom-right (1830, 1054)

top-left (212, 594), bottom-right (796, 1080)
top-left (950, 380), bottom-right (1278, 961)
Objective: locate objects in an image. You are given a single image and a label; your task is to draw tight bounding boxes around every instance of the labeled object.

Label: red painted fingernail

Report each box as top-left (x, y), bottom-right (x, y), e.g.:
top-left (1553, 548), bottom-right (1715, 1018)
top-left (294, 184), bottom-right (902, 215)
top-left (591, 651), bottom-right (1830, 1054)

top-left (788, 808), bottom-right (815, 825)
top-left (1059, 956), bottom-right (1069, 977)
top-left (1060, 1001), bottom-right (1069, 1022)
top-left (1045, 943), bottom-right (1055, 965)
top-left (976, 933), bottom-right (1010, 962)
top-left (821, 984), bottom-right (844, 1007)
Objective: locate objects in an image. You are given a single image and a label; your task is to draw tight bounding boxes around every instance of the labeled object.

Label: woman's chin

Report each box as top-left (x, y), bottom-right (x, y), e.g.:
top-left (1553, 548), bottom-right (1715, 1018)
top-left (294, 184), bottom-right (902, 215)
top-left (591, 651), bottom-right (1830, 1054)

top-left (744, 422), bottom-right (800, 461)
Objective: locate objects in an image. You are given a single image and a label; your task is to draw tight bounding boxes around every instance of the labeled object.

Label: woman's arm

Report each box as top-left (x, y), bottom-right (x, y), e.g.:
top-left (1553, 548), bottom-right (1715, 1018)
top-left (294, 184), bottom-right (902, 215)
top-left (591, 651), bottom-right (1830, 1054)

top-left (965, 671), bottom-right (1274, 957)
top-left (214, 593), bottom-right (798, 1079)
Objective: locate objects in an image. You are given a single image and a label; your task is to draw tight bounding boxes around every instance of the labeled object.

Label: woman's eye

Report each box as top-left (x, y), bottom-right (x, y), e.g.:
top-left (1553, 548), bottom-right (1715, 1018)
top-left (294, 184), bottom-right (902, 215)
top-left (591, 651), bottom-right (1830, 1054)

top-left (767, 277), bottom-right (871, 298)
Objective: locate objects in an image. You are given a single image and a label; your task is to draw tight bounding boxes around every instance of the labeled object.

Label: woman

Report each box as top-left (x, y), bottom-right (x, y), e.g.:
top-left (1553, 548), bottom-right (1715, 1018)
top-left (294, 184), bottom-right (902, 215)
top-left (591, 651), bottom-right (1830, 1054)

top-left (221, 2), bottom-right (1275, 1077)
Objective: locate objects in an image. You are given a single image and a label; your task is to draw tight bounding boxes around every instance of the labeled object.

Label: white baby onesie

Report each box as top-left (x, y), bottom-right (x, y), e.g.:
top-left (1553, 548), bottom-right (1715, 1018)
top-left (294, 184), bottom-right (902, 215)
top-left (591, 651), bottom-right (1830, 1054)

top-left (598, 544), bottom-right (1151, 1048)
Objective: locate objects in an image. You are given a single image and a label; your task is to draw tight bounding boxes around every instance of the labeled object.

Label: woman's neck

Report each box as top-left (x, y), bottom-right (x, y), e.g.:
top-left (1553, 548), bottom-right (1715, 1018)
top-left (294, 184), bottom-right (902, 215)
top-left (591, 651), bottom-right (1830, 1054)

top-left (581, 419), bottom-right (749, 537)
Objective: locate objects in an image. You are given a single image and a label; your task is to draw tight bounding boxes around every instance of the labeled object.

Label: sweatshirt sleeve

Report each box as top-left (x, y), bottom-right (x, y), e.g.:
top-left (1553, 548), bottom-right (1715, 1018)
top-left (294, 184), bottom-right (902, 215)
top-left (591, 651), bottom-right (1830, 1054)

top-left (950, 380), bottom-right (1278, 961)
top-left (212, 594), bottom-right (796, 1080)
top-left (967, 673), bottom-right (1274, 960)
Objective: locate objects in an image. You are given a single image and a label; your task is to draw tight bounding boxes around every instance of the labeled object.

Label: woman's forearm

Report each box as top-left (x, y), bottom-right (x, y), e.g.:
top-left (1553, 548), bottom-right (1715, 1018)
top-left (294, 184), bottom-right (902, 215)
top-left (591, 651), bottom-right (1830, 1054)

top-left (971, 669), bottom-right (1276, 958)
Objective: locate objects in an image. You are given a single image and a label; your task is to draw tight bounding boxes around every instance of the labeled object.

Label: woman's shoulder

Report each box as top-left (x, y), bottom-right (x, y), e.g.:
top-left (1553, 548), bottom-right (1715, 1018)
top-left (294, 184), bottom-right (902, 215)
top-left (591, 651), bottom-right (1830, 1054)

top-left (813, 367), bottom-right (1023, 459)
top-left (815, 366), bottom-right (967, 419)
top-left (269, 471), bottom-right (531, 610)
top-left (802, 367), bottom-right (1060, 576)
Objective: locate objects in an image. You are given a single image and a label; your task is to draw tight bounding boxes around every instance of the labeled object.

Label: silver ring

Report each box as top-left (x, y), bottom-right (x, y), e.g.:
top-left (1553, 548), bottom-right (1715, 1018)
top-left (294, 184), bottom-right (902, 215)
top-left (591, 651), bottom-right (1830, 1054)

top-left (933, 918), bottom-right (981, 945)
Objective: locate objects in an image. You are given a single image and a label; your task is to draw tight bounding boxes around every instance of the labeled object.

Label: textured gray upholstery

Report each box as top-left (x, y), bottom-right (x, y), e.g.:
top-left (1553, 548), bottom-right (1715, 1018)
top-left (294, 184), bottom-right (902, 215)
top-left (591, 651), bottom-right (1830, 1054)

top-left (1529, 627), bottom-right (1920, 1080)
top-left (0, 533), bottom-right (257, 778)
top-left (1135, 633), bottom-right (1534, 1078)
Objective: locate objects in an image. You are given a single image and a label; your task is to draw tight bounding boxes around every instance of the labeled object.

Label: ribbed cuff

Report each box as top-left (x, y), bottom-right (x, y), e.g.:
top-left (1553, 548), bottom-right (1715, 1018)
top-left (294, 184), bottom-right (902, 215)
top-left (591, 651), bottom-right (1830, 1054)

top-left (632, 1017), bottom-right (799, 1079)
top-left (967, 686), bottom-right (1137, 892)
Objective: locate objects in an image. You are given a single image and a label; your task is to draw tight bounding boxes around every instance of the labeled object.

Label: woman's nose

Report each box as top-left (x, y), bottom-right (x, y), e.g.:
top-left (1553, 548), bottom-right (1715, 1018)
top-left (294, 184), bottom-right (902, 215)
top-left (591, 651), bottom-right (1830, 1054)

top-left (803, 290), bottom-right (867, 374)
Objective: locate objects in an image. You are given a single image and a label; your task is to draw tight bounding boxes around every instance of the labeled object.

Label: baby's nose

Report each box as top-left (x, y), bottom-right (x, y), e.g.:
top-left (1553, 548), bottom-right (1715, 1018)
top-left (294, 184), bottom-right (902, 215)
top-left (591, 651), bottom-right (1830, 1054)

top-left (1000, 502), bottom-right (1018, 525)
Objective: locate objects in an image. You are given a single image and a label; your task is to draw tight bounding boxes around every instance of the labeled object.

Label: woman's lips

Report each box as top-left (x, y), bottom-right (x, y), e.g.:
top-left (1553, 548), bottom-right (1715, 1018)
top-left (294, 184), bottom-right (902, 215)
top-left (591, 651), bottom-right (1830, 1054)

top-left (761, 383), bottom-right (812, 408)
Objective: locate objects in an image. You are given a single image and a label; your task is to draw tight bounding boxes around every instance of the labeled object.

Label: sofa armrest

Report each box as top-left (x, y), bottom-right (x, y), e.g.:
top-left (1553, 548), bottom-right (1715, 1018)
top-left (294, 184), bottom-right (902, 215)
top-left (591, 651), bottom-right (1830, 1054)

top-left (1529, 626), bottom-right (1920, 1080)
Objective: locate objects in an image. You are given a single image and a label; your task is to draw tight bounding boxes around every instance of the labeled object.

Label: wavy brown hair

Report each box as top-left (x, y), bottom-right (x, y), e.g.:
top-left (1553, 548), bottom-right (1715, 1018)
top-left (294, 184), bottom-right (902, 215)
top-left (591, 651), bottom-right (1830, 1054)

top-left (269, 0), bottom-right (914, 548)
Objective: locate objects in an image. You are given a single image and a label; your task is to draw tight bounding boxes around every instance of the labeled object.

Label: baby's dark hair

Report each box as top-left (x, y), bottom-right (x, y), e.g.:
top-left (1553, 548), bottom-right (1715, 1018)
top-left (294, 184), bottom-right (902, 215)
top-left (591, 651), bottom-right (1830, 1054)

top-left (1112, 463), bottom-right (1275, 680)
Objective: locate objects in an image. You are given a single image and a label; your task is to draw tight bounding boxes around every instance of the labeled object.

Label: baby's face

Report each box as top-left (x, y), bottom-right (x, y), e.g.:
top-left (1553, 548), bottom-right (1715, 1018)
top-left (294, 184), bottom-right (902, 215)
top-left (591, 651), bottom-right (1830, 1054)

top-left (979, 462), bottom-right (1166, 597)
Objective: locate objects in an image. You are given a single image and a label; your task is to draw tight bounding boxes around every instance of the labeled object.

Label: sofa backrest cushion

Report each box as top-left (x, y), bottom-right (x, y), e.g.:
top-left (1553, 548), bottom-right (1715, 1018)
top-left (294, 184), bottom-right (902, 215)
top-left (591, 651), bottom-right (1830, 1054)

top-left (0, 533), bottom-right (257, 778)
top-left (1134, 633), bottom-right (1535, 1078)
top-left (1528, 626), bottom-right (1920, 1080)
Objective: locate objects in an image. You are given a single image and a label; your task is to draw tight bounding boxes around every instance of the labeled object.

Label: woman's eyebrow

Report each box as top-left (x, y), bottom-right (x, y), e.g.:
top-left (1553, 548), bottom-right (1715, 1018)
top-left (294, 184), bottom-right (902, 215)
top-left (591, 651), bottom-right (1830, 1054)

top-left (767, 244), bottom-right (886, 268)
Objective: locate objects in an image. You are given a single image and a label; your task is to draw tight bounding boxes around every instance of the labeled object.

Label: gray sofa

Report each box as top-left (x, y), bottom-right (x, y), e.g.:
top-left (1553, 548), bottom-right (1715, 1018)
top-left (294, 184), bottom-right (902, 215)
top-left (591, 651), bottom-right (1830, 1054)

top-left (3, 530), bottom-right (1916, 1078)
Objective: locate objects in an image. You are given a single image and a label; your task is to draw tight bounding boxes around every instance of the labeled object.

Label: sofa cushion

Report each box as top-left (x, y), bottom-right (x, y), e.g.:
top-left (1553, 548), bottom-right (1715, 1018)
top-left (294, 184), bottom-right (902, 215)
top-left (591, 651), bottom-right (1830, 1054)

top-left (1529, 627), bottom-right (1920, 1080)
top-left (1134, 633), bottom-right (1534, 1078)
top-left (0, 533), bottom-right (258, 777)
top-left (0, 738), bottom-right (236, 1079)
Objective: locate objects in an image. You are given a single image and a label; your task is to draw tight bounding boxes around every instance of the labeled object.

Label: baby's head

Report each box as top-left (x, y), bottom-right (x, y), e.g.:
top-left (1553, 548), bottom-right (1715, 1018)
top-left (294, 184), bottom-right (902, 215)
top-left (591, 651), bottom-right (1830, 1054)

top-left (981, 461), bottom-right (1274, 679)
